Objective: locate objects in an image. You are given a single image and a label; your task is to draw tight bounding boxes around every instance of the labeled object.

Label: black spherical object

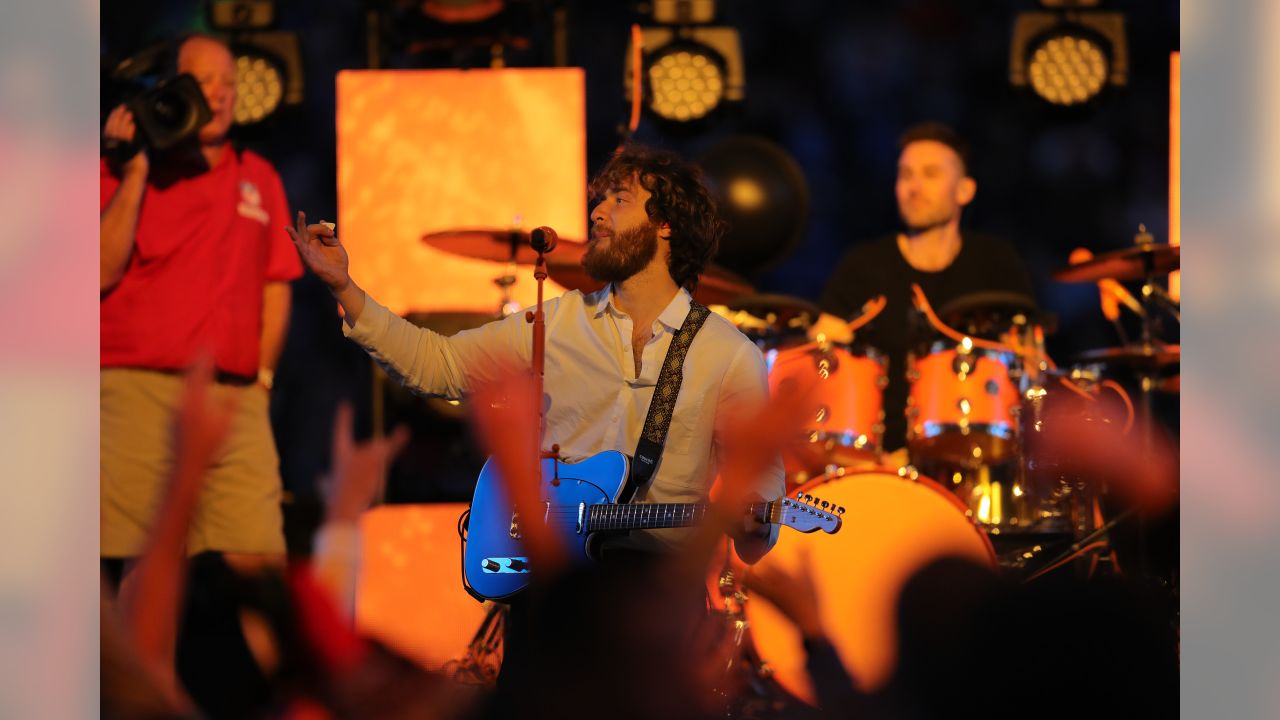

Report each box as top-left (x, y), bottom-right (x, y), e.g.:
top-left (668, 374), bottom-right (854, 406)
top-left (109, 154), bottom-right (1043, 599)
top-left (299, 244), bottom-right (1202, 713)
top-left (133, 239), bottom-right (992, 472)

top-left (699, 135), bottom-right (810, 276)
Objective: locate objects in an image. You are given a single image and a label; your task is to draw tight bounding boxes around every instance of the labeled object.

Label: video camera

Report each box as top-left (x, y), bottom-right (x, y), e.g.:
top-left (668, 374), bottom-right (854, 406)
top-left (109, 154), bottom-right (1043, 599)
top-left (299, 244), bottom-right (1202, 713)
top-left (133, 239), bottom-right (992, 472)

top-left (101, 41), bottom-right (213, 164)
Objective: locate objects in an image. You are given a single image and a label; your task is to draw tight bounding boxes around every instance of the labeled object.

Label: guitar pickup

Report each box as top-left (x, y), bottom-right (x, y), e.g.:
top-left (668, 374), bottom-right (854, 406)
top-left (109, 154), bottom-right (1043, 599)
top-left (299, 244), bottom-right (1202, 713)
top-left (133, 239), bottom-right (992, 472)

top-left (481, 557), bottom-right (530, 574)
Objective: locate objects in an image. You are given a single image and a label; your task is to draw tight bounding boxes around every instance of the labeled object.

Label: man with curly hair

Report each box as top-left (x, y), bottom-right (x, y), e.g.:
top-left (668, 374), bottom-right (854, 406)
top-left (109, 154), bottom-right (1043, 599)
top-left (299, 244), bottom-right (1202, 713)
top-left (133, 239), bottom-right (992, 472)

top-left (288, 144), bottom-right (784, 564)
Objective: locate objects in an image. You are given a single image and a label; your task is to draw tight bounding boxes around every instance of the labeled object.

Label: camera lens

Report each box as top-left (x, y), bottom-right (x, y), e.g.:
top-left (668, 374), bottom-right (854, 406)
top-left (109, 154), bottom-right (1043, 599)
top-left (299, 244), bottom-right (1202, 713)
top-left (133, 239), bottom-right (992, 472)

top-left (151, 88), bottom-right (193, 132)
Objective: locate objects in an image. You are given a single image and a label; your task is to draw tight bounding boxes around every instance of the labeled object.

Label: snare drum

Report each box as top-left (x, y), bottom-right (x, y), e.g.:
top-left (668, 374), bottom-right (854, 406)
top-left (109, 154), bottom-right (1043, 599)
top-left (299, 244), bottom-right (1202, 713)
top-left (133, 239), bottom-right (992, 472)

top-left (906, 339), bottom-right (1021, 466)
top-left (745, 469), bottom-right (994, 702)
top-left (768, 343), bottom-right (887, 472)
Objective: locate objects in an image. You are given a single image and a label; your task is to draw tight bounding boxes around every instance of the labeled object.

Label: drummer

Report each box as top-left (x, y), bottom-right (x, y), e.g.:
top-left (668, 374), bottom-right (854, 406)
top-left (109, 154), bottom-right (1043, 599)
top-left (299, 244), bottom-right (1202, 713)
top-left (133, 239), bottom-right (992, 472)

top-left (811, 121), bottom-right (1035, 459)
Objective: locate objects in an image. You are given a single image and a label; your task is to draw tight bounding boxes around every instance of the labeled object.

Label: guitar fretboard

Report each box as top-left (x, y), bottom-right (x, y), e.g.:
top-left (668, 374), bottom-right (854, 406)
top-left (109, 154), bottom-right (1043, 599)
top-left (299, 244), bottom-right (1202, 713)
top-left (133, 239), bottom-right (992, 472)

top-left (584, 501), bottom-right (777, 533)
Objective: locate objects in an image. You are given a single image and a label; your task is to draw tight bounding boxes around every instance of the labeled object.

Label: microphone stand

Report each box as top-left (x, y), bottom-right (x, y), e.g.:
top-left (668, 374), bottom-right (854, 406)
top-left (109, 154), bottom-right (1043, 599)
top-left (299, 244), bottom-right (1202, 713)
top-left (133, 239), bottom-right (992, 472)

top-left (526, 229), bottom-right (561, 476)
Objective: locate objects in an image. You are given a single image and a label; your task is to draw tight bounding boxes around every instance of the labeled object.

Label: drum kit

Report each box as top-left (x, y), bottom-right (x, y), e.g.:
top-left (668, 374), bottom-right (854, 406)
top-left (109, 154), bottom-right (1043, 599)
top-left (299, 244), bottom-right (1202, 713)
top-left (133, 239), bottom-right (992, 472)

top-left (702, 231), bottom-right (1180, 710)
top-left (420, 225), bottom-right (1180, 710)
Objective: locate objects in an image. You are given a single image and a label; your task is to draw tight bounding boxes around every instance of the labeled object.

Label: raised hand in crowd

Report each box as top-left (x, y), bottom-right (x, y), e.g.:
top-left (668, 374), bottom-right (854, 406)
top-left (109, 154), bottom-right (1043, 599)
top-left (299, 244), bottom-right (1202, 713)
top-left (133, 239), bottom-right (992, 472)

top-left (310, 401), bottom-right (410, 619)
top-left (323, 401), bottom-right (410, 525)
top-left (114, 354), bottom-right (236, 710)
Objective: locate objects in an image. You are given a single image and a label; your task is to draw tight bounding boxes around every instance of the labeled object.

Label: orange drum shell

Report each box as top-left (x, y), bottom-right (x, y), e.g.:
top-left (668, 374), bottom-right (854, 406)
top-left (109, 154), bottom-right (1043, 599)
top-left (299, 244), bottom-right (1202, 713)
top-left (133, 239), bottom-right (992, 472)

top-left (745, 470), bottom-right (995, 704)
top-left (907, 348), bottom-right (1020, 464)
top-left (769, 344), bottom-right (886, 469)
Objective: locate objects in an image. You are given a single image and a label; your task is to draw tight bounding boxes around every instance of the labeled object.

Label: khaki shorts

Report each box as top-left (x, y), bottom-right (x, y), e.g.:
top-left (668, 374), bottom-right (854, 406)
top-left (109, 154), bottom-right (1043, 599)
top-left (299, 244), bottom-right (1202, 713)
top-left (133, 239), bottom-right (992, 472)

top-left (101, 368), bottom-right (286, 557)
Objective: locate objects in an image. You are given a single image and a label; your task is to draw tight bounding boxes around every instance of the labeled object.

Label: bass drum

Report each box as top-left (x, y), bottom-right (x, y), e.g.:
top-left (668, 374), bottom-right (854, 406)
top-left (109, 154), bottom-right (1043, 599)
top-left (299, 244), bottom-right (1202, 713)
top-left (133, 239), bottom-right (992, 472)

top-left (745, 469), bottom-right (995, 703)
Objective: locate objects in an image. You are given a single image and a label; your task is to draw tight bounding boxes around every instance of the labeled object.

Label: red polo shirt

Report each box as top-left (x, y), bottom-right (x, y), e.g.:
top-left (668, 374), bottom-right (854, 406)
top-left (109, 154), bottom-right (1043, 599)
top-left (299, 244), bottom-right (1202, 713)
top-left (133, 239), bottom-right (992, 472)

top-left (100, 148), bottom-right (302, 377)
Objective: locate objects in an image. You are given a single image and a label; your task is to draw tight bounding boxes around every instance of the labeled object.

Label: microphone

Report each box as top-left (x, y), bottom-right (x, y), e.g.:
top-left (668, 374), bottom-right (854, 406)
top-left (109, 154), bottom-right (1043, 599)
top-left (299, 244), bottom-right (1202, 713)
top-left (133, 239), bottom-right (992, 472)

top-left (1069, 248), bottom-right (1145, 321)
top-left (530, 226), bottom-right (558, 254)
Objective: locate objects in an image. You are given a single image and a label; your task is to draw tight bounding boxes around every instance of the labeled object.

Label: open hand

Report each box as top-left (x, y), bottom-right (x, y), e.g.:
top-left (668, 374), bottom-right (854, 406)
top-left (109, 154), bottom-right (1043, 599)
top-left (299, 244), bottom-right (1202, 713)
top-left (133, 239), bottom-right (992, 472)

top-left (286, 210), bottom-right (350, 292)
top-left (324, 402), bottom-right (410, 524)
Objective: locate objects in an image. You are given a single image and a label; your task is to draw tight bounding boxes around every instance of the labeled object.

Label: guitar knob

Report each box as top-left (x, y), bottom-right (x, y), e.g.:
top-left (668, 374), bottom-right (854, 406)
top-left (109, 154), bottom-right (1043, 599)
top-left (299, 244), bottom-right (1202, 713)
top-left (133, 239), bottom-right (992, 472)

top-left (483, 559), bottom-right (501, 572)
top-left (820, 500), bottom-right (829, 509)
top-left (837, 506), bottom-right (845, 515)
top-left (508, 559), bottom-right (528, 572)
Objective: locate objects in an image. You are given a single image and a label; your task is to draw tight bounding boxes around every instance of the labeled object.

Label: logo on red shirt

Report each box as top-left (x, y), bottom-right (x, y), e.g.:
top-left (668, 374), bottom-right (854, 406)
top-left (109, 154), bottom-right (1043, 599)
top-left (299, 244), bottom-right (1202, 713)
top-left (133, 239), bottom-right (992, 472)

top-left (238, 180), bottom-right (270, 224)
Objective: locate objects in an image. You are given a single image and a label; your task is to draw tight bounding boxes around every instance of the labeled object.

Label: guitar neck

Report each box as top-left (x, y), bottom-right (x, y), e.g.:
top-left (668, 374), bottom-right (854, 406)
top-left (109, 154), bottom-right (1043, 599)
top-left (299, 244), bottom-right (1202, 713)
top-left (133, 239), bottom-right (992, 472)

top-left (584, 500), bottom-right (778, 533)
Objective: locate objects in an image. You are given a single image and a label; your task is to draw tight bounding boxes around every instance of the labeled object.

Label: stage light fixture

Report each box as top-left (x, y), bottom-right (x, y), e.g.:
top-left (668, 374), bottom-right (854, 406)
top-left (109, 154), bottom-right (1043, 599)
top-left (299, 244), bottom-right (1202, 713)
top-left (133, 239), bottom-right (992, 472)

top-left (647, 45), bottom-right (725, 121)
top-left (624, 26), bottom-right (743, 124)
top-left (1010, 10), bottom-right (1126, 106)
top-left (209, 0), bottom-right (276, 31)
top-left (230, 32), bottom-right (303, 125)
top-left (233, 50), bottom-right (284, 124)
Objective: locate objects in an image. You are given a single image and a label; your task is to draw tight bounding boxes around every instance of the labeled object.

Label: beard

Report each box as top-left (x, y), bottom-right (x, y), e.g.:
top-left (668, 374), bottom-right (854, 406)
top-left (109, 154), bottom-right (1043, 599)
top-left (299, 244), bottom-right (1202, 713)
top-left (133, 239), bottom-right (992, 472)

top-left (582, 220), bottom-right (660, 284)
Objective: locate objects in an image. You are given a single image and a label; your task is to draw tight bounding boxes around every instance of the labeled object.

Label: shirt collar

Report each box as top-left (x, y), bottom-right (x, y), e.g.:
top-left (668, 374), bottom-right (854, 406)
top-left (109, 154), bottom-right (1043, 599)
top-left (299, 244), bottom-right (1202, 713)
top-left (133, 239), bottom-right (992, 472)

top-left (594, 284), bottom-right (693, 331)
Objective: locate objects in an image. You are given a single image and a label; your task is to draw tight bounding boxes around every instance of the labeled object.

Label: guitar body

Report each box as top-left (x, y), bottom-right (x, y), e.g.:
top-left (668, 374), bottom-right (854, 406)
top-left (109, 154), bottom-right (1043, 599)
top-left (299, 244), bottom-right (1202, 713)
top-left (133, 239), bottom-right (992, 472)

top-left (463, 451), bottom-right (630, 601)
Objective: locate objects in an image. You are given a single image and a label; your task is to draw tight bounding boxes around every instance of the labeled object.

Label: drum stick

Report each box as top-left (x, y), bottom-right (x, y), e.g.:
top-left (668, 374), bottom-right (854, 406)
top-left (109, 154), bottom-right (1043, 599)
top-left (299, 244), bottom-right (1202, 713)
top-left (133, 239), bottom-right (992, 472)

top-left (910, 284), bottom-right (1017, 354)
top-left (844, 295), bottom-right (887, 334)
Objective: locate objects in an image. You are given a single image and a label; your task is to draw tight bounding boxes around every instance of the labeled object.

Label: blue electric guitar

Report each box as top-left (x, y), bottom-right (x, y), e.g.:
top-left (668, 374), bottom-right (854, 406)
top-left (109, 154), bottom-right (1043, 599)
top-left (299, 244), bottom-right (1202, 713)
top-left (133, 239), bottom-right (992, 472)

top-left (462, 451), bottom-right (844, 601)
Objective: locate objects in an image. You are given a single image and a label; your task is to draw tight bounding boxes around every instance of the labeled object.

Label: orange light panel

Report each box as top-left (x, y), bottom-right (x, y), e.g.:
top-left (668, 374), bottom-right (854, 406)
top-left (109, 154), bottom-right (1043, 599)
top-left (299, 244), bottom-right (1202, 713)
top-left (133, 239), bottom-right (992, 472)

top-left (356, 503), bottom-right (489, 671)
top-left (336, 69), bottom-right (585, 315)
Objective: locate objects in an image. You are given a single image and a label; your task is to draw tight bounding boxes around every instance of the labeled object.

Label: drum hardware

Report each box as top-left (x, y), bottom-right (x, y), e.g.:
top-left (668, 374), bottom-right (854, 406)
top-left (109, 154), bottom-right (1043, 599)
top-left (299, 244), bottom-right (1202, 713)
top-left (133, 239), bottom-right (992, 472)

top-left (1054, 227), bottom-right (1181, 579)
top-left (422, 227), bottom-right (586, 265)
top-left (548, 255), bottom-right (754, 307)
top-left (422, 226), bottom-right (588, 317)
top-left (1050, 236), bottom-right (1179, 283)
top-left (442, 601), bottom-right (507, 685)
top-left (1021, 507), bottom-right (1137, 583)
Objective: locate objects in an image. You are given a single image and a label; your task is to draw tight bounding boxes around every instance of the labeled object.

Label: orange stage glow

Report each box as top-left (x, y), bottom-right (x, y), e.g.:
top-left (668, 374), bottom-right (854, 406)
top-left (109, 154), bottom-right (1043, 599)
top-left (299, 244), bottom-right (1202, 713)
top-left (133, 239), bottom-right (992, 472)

top-left (336, 68), bottom-right (585, 315)
top-left (355, 504), bottom-right (489, 671)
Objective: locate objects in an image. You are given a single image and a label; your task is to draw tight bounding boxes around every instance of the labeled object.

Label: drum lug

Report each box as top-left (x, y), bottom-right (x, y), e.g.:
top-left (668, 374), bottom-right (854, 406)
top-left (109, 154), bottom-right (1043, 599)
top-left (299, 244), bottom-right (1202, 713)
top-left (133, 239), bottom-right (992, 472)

top-left (815, 405), bottom-right (830, 424)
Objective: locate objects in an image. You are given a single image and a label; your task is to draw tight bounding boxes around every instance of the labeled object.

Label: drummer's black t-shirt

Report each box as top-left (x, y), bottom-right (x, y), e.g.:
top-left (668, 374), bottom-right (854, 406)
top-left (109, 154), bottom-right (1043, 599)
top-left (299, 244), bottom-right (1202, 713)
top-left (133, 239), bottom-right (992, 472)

top-left (819, 232), bottom-right (1035, 451)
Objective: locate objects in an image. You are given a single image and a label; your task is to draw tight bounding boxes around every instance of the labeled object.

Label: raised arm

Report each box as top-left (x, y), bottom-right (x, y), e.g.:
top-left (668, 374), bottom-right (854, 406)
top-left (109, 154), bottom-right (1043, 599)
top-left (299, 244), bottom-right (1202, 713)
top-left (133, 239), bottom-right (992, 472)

top-left (100, 106), bottom-right (149, 292)
top-left (286, 210), bottom-right (531, 399)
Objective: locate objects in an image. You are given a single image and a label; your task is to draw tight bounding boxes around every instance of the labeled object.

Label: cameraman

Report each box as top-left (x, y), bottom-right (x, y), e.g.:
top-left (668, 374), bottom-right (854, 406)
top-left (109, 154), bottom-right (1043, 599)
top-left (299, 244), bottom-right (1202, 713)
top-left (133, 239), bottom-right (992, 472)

top-left (100, 34), bottom-right (301, 577)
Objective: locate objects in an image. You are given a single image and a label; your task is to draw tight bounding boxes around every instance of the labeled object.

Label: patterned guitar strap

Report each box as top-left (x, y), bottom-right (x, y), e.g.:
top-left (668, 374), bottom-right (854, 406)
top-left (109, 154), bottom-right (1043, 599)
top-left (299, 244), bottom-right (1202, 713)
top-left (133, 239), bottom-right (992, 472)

top-left (618, 300), bottom-right (712, 504)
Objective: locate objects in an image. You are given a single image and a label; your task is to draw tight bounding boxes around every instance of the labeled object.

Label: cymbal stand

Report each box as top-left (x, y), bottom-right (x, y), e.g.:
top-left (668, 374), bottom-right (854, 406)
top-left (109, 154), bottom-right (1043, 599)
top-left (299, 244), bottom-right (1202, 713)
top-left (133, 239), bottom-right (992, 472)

top-left (1133, 225), bottom-right (1178, 578)
top-left (494, 228), bottom-right (522, 316)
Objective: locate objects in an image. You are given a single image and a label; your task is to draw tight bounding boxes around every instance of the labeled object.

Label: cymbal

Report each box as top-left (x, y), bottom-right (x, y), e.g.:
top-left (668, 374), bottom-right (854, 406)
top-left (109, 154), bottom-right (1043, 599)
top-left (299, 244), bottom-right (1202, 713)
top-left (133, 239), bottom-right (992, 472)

top-left (422, 228), bottom-right (586, 264)
top-left (936, 291), bottom-right (1041, 321)
top-left (727, 294), bottom-right (821, 323)
top-left (1075, 344), bottom-right (1180, 369)
top-left (1053, 244), bottom-right (1180, 283)
top-left (546, 258), bottom-right (754, 307)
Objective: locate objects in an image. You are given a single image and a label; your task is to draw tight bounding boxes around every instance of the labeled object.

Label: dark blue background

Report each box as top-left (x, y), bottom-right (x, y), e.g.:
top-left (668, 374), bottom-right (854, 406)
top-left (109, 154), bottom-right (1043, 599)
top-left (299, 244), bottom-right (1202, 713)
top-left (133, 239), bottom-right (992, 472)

top-left (101, 0), bottom-right (1179, 516)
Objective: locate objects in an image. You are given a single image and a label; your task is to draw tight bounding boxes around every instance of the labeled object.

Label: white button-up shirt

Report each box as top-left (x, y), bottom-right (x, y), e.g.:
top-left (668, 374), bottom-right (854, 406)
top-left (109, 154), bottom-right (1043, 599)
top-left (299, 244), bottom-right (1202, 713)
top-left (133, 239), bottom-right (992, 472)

top-left (344, 285), bottom-right (784, 553)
